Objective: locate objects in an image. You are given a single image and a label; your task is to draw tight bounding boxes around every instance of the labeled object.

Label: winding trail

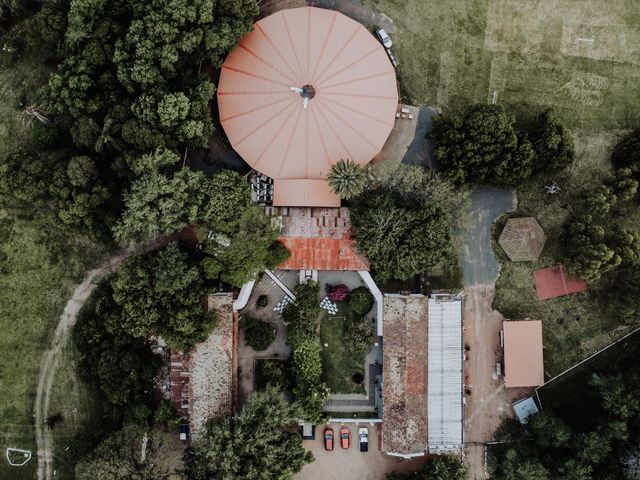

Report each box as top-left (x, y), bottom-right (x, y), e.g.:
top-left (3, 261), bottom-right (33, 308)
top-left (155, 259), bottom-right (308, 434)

top-left (34, 235), bottom-right (174, 480)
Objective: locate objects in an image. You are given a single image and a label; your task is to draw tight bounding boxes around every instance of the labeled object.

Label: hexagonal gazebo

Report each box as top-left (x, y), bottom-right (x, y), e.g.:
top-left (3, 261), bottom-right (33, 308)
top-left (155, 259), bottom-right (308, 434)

top-left (498, 217), bottom-right (546, 262)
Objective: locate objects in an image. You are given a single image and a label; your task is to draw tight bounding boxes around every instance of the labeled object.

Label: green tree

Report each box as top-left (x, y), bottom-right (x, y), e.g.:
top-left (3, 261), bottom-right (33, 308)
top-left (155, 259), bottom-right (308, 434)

top-left (73, 284), bottom-right (160, 406)
top-left (530, 109), bottom-right (575, 171)
top-left (75, 425), bottom-right (184, 480)
top-left (430, 104), bottom-right (535, 185)
top-left (564, 214), bottom-right (621, 283)
top-left (202, 207), bottom-right (289, 287)
top-left (327, 158), bottom-right (365, 200)
top-left (184, 387), bottom-right (313, 480)
top-left (387, 455), bottom-right (467, 480)
top-left (351, 190), bottom-right (453, 281)
top-left (612, 168), bottom-right (639, 202)
top-left (348, 286), bottom-right (375, 316)
top-left (110, 242), bottom-right (215, 349)
top-left (241, 316), bottom-right (276, 351)
top-left (612, 129), bottom-right (640, 175)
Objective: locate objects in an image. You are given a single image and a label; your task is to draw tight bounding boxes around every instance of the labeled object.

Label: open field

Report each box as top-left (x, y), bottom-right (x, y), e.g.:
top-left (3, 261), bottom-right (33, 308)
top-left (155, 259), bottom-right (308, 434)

top-left (492, 132), bottom-right (640, 377)
top-left (0, 219), bottom-right (102, 479)
top-left (365, 0), bottom-right (640, 131)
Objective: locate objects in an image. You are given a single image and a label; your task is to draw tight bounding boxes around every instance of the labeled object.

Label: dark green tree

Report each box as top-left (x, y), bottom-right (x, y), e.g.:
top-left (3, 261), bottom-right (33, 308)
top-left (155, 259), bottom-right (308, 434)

top-left (327, 158), bottom-right (366, 200)
top-left (530, 109), bottom-right (575, 171)
top-left (184, 387), bottom-right (313, 480)
top-left (241, 316), bottom-right (276, 351)
top-left (110, 242), bottom-right (215, 350)
top-left (430, 104), bottom-right (535, 185)
top-left (73, 284), bottom-right (160, 406)
top-left (351, 190), bottom-right (453, 281)
top-left (612, 129), bottom-right (640, 175)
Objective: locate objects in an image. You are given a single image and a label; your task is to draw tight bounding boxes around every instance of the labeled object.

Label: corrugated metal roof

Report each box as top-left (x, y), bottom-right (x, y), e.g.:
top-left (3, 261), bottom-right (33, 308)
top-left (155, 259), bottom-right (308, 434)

top-left (427, 296), bottom-right (463, 453)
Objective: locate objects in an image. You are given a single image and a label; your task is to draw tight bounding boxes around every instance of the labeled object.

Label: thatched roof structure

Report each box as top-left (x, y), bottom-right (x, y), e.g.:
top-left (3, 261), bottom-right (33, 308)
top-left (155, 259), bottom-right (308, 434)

top-left (498, 217), bottom-right (546, 262)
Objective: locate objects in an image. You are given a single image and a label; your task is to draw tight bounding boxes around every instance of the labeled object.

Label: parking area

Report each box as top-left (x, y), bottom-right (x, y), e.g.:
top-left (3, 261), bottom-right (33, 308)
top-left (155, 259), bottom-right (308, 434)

top-left (296, 423), bottom-right (425, 480)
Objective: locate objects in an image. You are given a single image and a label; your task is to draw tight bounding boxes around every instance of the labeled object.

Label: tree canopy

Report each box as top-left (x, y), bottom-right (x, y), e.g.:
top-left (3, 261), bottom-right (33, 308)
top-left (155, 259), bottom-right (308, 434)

top-left (327, 158), bottom-right (365, 200)
top-left (351, 189), bottom-right (453, 282)
top-left (73, 283), bottom-right (161, 407)
top-left (109, 242), bottom-right (215, 350)
top-left (612, 129), bottom-right (640, 176)
top-left (431, 105), bottom-right (574, 186)
top-left (184, 387), bottom-right (313, 480)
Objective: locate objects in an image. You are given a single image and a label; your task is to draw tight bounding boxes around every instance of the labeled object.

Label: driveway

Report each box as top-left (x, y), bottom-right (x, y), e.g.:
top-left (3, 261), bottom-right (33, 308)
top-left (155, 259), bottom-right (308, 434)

top-left (459, 188), bottom-right (515, 480)
top-left (296, 423), bottom-right (424, 480)
top-left (460, 187), bottom-right (516, 286)
top-left (260, 0), bottom-right (396, 32)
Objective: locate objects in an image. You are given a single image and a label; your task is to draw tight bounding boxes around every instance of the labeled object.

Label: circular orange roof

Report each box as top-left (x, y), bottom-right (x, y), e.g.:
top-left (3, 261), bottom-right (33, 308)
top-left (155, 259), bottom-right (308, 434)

top-left (217, 7), bottom-right (398, 180)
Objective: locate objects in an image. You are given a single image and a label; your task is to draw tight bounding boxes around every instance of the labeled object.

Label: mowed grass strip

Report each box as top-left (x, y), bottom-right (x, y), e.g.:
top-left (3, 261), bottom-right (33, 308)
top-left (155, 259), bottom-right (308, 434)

top-left (0, 220), bottom-right (101, 479)
top-left (365, 0), bottom-right (640, 130)
top-left (319, 312), bottom-right (367, 395)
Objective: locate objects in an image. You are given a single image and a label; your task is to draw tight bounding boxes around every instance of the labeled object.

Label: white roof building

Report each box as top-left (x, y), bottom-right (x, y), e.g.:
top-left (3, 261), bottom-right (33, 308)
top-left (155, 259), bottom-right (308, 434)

top-left (427, 295), bottom-right (464, 453)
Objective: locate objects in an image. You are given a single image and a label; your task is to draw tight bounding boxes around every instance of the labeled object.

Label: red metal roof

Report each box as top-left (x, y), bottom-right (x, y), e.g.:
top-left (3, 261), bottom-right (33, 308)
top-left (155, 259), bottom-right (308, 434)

top-left (277, 237), bottom-right (369, 271)
top-left (218, 7), bottom-right (398, 206)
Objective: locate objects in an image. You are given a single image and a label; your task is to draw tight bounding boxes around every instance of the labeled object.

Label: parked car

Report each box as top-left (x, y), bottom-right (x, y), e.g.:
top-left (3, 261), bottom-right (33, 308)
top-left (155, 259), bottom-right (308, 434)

top-left (376, 28), bottom-right (393, 48)
top-left (324, 427), bottom-right (334, 451)
top-left (340, 426), bottom-right (350, 449)
top-left (359, 427), bottom-right (369, 452)
top-left (179, 424), bottom-right (189, 442)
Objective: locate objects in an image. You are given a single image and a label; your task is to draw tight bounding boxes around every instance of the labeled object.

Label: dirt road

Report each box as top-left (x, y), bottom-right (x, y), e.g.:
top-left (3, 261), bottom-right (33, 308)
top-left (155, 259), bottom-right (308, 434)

top-left (459, 187), bottom-right (515, 479)
top-left (34, 235), bottom-right (173, 480)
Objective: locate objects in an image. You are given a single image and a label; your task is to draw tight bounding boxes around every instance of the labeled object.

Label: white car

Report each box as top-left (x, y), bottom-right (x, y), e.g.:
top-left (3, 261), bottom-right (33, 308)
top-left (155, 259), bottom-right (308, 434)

top-left (376, 28), bottom-right (393, 49)
top-left (359, 427), bottom-right (369, 452)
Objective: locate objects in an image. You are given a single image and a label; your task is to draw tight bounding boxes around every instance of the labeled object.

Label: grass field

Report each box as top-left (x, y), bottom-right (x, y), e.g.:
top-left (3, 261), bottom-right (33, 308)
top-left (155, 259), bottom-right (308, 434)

top-left (0, 218), bottom-right (102, 478)
top-left (366, 0), bottom-right (640, 131)
top-left (319, 312), bottom-right (368, 394)
top-left (491, 132), bottom-right (640, 376)
top-left (365, 0), bottom-right (640, 375)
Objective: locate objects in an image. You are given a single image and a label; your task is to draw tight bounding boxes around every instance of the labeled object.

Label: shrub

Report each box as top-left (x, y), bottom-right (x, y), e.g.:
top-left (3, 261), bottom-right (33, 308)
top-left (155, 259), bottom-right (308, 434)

top-left (242, 316), bottom-right (275, 351)
top-left (283, 281), bottom-right (321, 343)
top-left (327, 284), bottom-right (349, 302)
top-left (256, 294), bottom-right (268, 308)
top-left (255, 359), bottom-right (289, 391)
top-left (327, 158), bottom-right (365, 199)
top-left (348, 286), bottom-right (375, 316)
top-left (345, 316), bottom-right (374, 355)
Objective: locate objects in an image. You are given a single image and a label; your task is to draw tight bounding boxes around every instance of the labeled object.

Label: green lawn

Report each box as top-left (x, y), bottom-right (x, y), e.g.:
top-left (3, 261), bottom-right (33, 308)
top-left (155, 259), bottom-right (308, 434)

top-left (0, 218), bottom-right (102, 478)
top-left (365, 0), bottom-right (640, 131)
top-left (319, 310), bottom-right (368, 394)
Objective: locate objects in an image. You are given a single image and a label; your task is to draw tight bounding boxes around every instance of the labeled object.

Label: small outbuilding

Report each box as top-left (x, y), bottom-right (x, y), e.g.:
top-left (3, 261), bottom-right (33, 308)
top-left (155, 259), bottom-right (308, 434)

top-left (498, 217), bottom-right (546, 262)
top-left (503, 320), bottom-right (544, 388)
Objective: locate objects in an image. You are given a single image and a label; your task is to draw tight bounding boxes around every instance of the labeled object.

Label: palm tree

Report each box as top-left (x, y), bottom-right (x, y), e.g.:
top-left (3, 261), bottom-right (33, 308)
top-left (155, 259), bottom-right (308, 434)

top-left (326, 158), bottom-right (365, 200)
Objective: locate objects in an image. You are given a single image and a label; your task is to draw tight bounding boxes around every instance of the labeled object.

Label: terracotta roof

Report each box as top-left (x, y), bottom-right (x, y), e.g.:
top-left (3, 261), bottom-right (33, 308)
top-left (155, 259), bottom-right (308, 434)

top-left (277, 237), bottom-right (369, 271)
top-left (273, 179), bottom-right (340, 207)
top-left (503, 320), bottom-right (544, 388)
top-left (534, 264), bottom-right (588, 301)
top-left (382, 295), bottom-right (428, 456)
top-left (217, 7), bottom-right (398, 205)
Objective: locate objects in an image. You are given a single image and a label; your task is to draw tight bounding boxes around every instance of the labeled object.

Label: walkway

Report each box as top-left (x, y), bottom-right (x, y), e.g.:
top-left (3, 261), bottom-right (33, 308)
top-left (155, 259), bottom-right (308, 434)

top-left (34, 234), bottom-right (177, 480)
top-left (459, 188), bottom-right (515, 480)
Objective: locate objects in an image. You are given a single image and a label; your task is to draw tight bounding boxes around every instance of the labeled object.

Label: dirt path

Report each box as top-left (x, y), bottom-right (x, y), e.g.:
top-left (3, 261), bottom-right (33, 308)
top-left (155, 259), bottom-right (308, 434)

top-left (34, 235), bottom-right (174, 480)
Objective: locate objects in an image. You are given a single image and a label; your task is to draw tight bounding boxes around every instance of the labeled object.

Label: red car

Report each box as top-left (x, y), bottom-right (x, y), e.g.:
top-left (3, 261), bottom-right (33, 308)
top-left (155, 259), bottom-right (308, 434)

top-left (340, 426), bottom-right (350, 449)
top-left (324, 427), bottom-right (334, 451)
